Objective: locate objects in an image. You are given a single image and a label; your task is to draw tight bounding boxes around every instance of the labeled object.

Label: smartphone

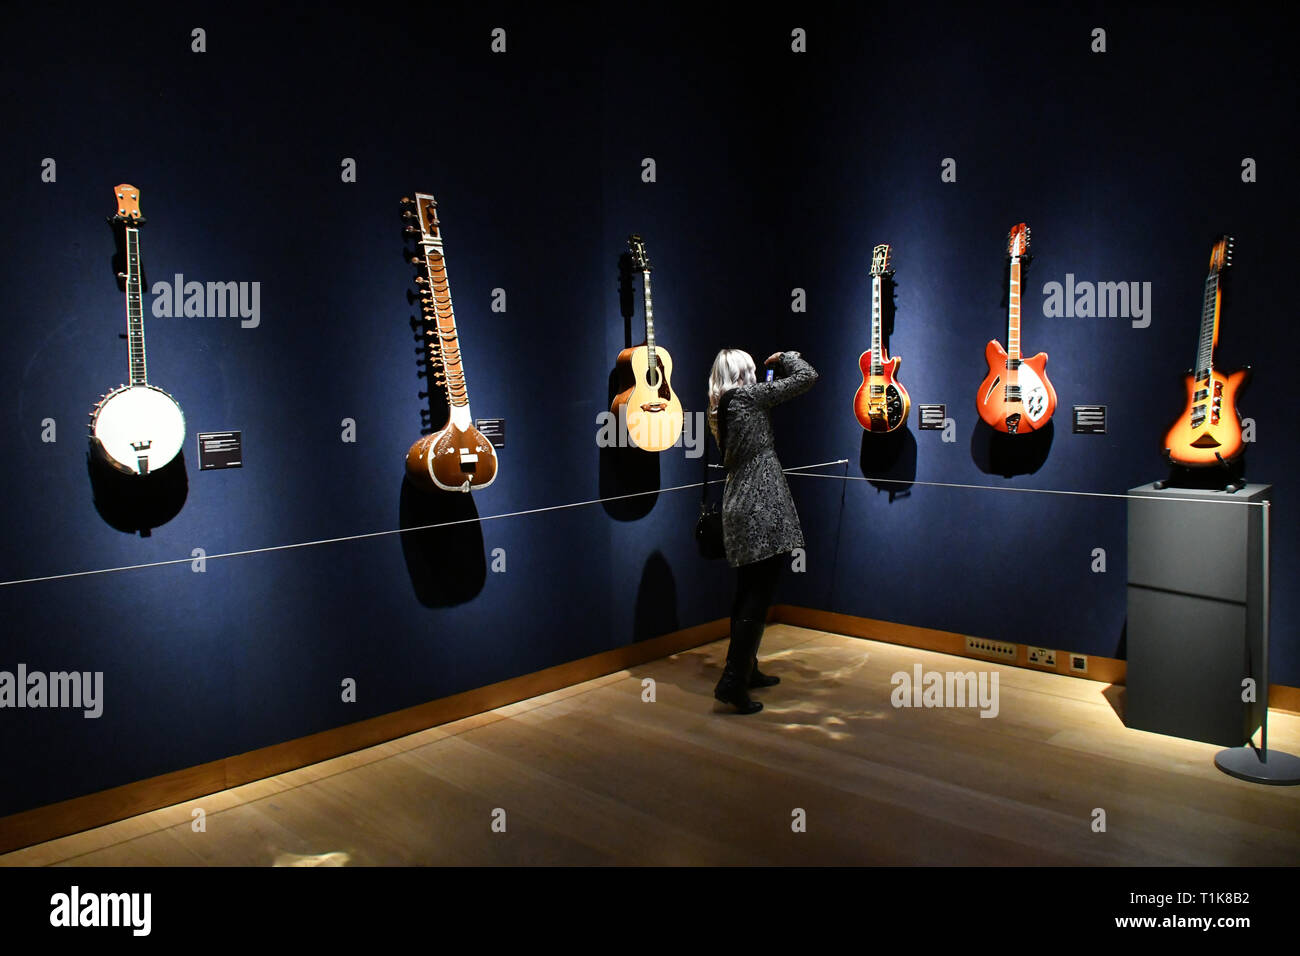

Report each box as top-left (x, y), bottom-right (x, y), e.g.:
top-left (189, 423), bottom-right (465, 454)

top-left (765, 368), bottom-right (775, 382)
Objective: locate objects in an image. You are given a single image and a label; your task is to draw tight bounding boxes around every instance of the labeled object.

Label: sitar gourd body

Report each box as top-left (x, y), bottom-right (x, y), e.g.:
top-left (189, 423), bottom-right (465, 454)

top-left (406, 417), bottom-right (499, 492)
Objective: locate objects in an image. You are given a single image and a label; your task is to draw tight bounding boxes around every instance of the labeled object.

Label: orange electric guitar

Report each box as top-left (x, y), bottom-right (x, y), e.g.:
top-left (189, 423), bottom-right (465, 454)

top-left (402, 193), bottom-right (499, 492)
top-left (612, 234), bottom-right (684, 452)
top-left (976, 222), bottom-right (1057, 434)
top-left (854, 243), bottom-right (911, 432)
top-left (1163, 236), bottom-right (1250, 467)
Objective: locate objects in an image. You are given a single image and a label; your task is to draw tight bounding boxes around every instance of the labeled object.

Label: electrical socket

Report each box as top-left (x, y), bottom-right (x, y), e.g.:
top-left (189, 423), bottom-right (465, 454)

top-left (1069, 653), bottom-right (1088, 674)
top-left (1026, 646), bottom-right (1057, 668)
top-left (964, 636), bottom-right (1016, 661)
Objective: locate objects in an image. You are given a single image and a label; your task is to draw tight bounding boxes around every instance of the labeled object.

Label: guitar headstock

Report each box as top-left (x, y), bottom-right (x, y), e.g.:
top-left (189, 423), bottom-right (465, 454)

top-left (628, 234), bottom-right (651, 273)
top-left (112, 184), bottom-right (144, 223)
top-left (1007, 222), bottom-right (1030, 259)
top-left (1209, 235), bottom-right (1234, 273)
top-left (869, 243), bottom-right (892, 276)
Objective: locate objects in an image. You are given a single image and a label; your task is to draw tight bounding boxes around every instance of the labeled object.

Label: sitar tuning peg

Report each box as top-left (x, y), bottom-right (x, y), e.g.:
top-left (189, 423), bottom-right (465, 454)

top-left (400, 196), bottom-right (413, 205)
top-left (404, 225), bottom-right (419, 235)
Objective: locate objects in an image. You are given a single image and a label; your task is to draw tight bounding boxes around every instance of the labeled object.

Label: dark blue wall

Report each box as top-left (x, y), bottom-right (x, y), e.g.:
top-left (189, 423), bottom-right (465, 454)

top-left (774, 5), bottom-right (1297, 683)
top-left (0, 4), bottom-right (1294, 819)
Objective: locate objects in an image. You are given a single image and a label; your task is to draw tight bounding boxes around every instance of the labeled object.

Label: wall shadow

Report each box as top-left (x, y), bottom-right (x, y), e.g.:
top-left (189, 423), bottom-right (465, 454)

top-left (599, 364), bottom-right (662, 520)
top-left (970, 418), bottom-right (1054, 477)
top-left (633, 551), bottom-right (679, 642)
top-left (87, 449), bottom-right (188, 536)
top-left (859, 426), bottom-right (917, 501)
top-left (399, 476), bottom-right (487, 607)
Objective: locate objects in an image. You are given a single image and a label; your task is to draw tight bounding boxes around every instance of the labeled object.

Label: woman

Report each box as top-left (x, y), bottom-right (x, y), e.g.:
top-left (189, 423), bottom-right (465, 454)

top-left (707, 348), bottom-right (819, 714)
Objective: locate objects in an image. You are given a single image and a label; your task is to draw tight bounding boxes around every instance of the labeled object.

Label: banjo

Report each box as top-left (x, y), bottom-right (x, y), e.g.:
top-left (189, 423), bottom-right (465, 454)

top-left (89, 184), bottom-right (185, 475)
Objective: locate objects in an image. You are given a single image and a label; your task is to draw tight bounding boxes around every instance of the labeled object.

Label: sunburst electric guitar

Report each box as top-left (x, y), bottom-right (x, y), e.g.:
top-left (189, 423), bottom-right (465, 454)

top-left (976, 222), bottom-right (1057, 434)
top-left (612, 235), bottom-right (684, 452)
top-left (89, 184), bottom-right (186, 475)
top-left (1163, 236), bottom-right (1250, 467)
top-left (854, 243), bottom-right (910, 432)
top-left (402, 193), bottom-right (498, 492)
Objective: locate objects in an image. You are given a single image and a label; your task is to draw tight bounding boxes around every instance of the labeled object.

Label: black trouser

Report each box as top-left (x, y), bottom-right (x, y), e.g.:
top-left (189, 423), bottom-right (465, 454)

top-left (730, 553), bottom-right (784, 638)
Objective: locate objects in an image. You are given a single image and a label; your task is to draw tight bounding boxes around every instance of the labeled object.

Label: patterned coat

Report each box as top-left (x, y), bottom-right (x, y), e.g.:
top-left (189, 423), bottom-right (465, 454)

top-left (717, 351), bottom-right (818, 567)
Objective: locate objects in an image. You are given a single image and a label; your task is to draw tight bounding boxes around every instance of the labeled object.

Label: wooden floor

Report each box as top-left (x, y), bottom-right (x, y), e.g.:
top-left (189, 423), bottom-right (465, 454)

top-left (3, 624), bottom-right (1298, 866)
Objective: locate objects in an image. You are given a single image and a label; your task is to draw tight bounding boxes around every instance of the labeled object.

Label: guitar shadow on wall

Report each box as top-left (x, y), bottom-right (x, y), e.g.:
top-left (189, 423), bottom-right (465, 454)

top-left (633, 551), bottom-right (680, 642)
top-left (859, 427), bottom-right (917, 501)
top-left (87, 450), bottom-right (188, 536)
top-left (398, 476), bottom-right (487, 607)
top-left (970, 418), bottom-right (1054, 477)
top-left (601, 250), bottom-right (660, 520)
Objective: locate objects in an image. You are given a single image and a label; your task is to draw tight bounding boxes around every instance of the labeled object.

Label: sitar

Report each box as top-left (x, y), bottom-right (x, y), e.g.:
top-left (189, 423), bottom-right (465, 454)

top-left (854, 243), bottom-right (910, 432)
top-left (89, 184), bottom-right (186, 475)
top-left (1163, 236), bottom-right (1250, 467)
top-left (975, 222), bottom-right (1057, 434)
top-left (612, 235), bottom-right (683, 452)
top-left (403, 193), bottom-right (499, 492)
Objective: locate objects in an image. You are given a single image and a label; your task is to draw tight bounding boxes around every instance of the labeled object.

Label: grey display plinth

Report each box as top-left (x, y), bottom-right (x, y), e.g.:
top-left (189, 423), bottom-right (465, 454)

top-left (1126, 482), bottom-right (1270, 747)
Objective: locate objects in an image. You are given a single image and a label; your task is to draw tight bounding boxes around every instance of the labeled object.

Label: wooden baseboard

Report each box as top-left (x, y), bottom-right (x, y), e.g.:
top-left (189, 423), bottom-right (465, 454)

top-left (770, 605), bottom-right (1300, 715)
top-left (0, 617), bottom-right (730, 856)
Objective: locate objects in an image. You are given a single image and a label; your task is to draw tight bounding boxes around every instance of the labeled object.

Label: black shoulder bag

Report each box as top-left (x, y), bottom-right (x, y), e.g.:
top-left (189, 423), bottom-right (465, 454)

top-left (694, 391), bottom-right (734, 560)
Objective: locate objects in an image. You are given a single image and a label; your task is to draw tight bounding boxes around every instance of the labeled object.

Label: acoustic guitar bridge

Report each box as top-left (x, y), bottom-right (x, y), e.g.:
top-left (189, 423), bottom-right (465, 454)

top-left (640, 402), bottom-right (667, 413)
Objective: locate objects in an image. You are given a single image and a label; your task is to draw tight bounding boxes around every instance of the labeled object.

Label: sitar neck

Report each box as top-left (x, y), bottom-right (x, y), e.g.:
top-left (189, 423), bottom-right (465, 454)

top-left (420, 223), bottom-right (471, 414)
top-left (125, 226), bottom-right (148, 386)
top-left (1195, 271), bottom-right (1221, 379)
top-left (1007, 257), bottom-right (1022, 363)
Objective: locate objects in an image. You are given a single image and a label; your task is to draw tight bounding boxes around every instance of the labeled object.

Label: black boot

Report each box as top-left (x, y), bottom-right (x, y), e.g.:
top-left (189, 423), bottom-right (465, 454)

top-left (744, 616), bottom-right (780, 687)
top-left (714, 618), bottom-right (765, 714)
top-left (750, 657), bottom-right (780, 688)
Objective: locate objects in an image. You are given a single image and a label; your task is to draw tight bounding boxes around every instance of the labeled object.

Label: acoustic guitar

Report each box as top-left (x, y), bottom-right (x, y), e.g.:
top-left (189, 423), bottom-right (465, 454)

top-left (976, 222), bottom-right (1057, 434)
top-left (612, 235), bottom-right (684, 452)
top-left (854, 243), bottom-right (911, 432)
top-left (1163, 236), bottom-right (1250, 467)
top-left (402, 193), bottom-right (499, 492)
top-left (89, 184), bottom-right (186, 475)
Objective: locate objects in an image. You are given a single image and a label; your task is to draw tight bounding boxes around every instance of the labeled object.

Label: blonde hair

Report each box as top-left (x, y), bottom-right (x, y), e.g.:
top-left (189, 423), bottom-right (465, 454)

top-left (709, 349), bottom-right (756, 409)
top-left (707, 349), bottom-right (756, 441)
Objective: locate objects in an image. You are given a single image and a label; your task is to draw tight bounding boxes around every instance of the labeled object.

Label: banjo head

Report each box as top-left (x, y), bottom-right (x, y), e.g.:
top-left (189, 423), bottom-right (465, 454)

top-left (91, 384), bottom-right (186, 475)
